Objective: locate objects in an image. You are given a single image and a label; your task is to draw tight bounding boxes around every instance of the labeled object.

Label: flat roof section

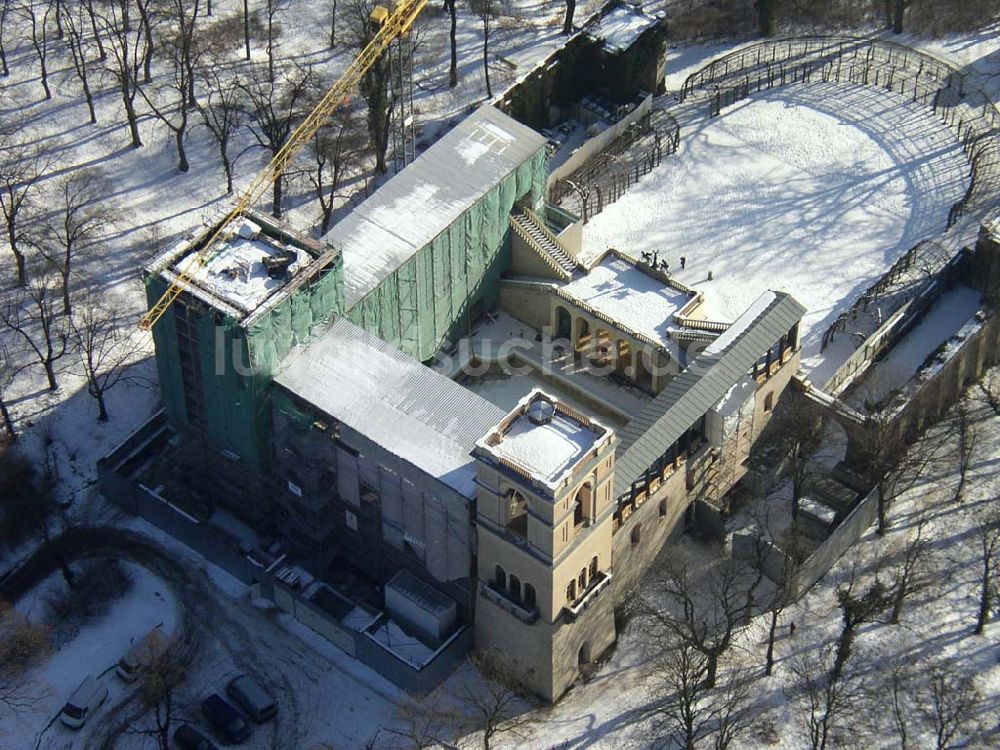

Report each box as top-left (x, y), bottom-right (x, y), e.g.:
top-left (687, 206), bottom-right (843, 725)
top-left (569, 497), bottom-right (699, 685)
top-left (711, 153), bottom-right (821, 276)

top-left (477, 390), bottom-right (611, 490)
top-left (587, 4), bottom-right (661, 54)
top-left (173, 218), bottom-right (309, 314)
top-left (324, 106), bottom-right (548, 308)
top-left (275, 318), bottom-right (506, 499)
top-left (560, 254), bottom-right (692, 352)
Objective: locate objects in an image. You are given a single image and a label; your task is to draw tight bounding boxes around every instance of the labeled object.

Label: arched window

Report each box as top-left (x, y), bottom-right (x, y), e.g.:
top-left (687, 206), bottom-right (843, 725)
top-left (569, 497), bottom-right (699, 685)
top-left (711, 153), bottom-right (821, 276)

top-left (589, 556), bottom-right (598, 580)
top-left (631, 523), bottom-right (641, 547)
top-left (523, 583), bottom-right (536, 609)
top-left (567, 580), bottom-right (577, 603)
top-left (578, 568), bottom-right (587, 591)
top-left (509, 574), bottom-right (521, 603)
top-left (764, 391), bottom-right (775, 412)
top-left (659, 498), bottom-right (667, 518)
top-left (494, 565), bottom-right (506, 590)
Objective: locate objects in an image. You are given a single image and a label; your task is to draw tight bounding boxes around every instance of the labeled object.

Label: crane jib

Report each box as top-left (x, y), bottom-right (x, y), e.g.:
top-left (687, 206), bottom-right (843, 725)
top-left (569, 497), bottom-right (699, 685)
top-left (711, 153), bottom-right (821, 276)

top-left (138, 0), bottom-right (428, 332)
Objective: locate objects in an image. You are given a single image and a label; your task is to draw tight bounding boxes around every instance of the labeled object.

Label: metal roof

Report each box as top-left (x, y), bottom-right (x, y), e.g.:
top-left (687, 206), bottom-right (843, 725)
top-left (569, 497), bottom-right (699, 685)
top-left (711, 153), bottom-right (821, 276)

top-left (275, 318), bottom-right (506, 499)
top-left (323, 105), bottom-right (547, 309)
top-left (613, 291), bottom-right (805, 497)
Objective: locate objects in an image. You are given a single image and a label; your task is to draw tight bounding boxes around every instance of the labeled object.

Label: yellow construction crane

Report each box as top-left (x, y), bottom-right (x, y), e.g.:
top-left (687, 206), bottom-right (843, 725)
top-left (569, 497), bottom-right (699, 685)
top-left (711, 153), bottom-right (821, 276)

top-left (139, 0), bottom-right (427, 331)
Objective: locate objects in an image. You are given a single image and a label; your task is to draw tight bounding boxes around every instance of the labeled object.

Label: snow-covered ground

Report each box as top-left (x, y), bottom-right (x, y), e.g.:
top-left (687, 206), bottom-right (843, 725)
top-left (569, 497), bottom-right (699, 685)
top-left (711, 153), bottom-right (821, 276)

top-left (3, 563), bottom-right (179, 750)
top-left (579, 80), bottom-right (971, 386)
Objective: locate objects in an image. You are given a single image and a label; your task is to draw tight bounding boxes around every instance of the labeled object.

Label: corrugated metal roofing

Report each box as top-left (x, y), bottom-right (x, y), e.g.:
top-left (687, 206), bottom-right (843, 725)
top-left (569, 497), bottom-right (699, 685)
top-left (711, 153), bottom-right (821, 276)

top-left (613, 291), bottom-right (805, 497)
top-left (275, 318), bottom-right (506, 498)
top-left (323, 105), bottom-right (547, 308)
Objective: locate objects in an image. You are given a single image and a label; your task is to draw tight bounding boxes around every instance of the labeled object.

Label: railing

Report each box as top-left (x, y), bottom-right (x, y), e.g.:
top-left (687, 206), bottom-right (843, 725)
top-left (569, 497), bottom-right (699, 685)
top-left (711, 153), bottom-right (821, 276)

top-left (675, 315), bottom-right (730, 333)
top-left (553, 287), bottom-right (670, 355)
top-left (680, 36), bottom-right (1000, 229)
top-left (525, 207), bottom-right (576, 267)
top-left (482, 583), bottom-right (540, 624)
top-left (509, 214), bottom-right (572, 280)
top-left (564, 571), bottom-right (612, 619)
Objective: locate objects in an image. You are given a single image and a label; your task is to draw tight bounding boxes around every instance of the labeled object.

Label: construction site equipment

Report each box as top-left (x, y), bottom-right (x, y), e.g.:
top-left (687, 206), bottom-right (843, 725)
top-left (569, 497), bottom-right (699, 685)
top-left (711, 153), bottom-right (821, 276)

top-left (139, 0), bottom-right (428, 332)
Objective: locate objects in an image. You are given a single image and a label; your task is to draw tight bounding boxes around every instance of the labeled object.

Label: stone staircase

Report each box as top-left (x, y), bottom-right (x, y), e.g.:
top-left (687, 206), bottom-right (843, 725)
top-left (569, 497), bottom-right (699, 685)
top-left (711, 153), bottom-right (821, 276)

top-left (511, 210), bottom-right (577, 277)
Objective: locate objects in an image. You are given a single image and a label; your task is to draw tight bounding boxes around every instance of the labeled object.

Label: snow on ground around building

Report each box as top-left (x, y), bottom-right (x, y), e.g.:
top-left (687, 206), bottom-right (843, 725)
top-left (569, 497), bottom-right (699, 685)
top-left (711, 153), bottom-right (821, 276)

top-left (487, 373), bottom-right (1000, 750)
top-left (579, 80), bottom-right (972, 388)
top-left (2, 563), bottom-right (179, 750)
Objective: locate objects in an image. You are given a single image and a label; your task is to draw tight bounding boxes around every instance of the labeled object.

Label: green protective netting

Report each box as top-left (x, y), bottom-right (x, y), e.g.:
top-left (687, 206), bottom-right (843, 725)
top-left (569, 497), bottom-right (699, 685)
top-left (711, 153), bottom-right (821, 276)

top-left (347, 147), bottom-right (548, 361)
top-left (272, 388), bottom-right (315, 431)
top-left (146, 256), bottom-right (345, 471)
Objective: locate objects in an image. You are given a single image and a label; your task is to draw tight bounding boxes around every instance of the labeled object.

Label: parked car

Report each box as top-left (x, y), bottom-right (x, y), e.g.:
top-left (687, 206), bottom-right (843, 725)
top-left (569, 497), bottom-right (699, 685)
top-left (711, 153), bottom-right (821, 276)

top-left (201, 693), bottom-right (251, 744)
top-left (173, 724), bottom-right (219, 750)
top-left (226, 674), bottom-right (276, 723)
top-left (59, 676), bottom-right (109, 729)
top-left (116, 624), bottom-right (169, 682)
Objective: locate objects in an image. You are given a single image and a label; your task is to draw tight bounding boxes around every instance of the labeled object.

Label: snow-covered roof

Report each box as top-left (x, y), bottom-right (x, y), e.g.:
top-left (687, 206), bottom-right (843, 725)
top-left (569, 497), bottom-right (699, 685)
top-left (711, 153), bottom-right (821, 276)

top-left (476, 390), bottom-right (612, 491)
top-left (587, 4), bottom-right (661, 54)
top-left (560, 253), bottom-right (691, 353)
top-left (173, 219), bottom-right (309, 314)
top-left (275, 318), bottom-right (506, 499)
top-left (324, 106), bottom-right (547, 309)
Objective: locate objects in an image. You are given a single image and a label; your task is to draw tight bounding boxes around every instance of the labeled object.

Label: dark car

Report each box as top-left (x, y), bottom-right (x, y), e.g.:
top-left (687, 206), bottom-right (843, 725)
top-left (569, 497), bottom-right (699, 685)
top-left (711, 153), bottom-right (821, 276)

top-left (174, 724), bottom-right (219, 750)
top-left (201, 694), bottom-right (251, 744)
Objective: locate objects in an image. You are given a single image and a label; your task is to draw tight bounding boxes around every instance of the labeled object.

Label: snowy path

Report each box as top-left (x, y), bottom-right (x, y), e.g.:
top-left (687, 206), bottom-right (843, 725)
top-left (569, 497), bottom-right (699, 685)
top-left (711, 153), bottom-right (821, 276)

top-left (580, 81), bottom-right (971, 386)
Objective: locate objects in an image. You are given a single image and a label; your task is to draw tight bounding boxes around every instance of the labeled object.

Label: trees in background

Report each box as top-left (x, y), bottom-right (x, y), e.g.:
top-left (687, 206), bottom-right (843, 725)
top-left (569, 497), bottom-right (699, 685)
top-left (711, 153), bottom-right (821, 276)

top-left (309, 106), bottom-right (365, 233)
top-left (469, 0), bottom-right (496, 98)
top-left (0, 145), bottom-right (49, 287)
top-left (139, 0), bottom-right (203, 172)
top-left (972, 499), bottom-right (999, 635)
top-left (64, 3), bottom-right (99, 124)
top-left (241, 62), bottom-right (316, 217)
top-left (98, 0), bottom-right (151, 148)
top-left (0, 266), bottom-right (69, 391)
top-left (43, 169), bottom-right (113, 317)
top-left (0, 599), bottom-right (51, 718)
top-left (198, 68), bottom-right (246, 195)
top-left (351, 0), bottom-right (393, 174)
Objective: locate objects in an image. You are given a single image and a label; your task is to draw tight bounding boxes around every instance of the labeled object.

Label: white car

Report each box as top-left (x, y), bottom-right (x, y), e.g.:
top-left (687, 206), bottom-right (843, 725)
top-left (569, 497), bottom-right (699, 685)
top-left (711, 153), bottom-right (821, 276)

top-left (59, 676), bottom-right (109, 729)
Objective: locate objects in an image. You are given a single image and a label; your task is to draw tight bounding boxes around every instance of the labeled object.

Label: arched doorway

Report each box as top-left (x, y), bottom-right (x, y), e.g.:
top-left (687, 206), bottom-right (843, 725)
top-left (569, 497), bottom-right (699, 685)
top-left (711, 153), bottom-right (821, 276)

top-left (555, 306), bottom-right (572, 340)
top-left (578, 641), bottom-right (592, 666)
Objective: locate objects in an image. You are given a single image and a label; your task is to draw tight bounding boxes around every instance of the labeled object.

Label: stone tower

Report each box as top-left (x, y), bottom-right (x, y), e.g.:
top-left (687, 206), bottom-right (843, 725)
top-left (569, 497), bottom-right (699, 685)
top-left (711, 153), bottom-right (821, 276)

top-left (471, 389), bottom-right (618, 701)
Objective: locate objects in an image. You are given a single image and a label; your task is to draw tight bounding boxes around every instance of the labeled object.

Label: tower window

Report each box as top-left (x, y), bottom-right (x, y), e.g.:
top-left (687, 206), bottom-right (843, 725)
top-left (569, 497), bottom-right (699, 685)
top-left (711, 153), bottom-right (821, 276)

top-left (567, 580), bottom-right (576, 603)
top-left (631, 524), bottom-right (641, 547)
top-left (524, 584), bottom-right (536, 609)
top-left (494, 565), bottom-right (506, 590)
top-left (509, 574), bottom-right (521, 604)
top-left (590, 556), bottom-right (598, 579)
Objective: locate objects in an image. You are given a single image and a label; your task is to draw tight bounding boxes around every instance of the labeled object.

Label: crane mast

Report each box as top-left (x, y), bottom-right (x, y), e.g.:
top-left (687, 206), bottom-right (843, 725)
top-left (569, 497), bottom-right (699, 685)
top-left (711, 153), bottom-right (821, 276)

top-left (139, 0), bottom-right (426, 331)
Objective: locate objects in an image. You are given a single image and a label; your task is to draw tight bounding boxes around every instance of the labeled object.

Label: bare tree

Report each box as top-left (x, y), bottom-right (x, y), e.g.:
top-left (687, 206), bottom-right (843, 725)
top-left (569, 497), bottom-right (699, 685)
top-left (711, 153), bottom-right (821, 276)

top-left (787, 644), bottom-right (864, 750)
top-left (134, 631), bottom-right (184, 750)
top-left (139, 0), bottom-right (202, 172)
top-left (978, 369), bottom-right (1000, 416)
top-left (887, 664), bottom-right (912, 750)
top-left (444, 0), bottom-right (458, 87)
top-left (263, 0), bottom-right (290, 84)
top-left (197, 68), bottom-right (245, 195)
top-left (242, 0), bottom-right (251, 59)
top-left (308, 107), bottom-right (365, 234)
top-left (855, 411), bottom-right (939, 536)
top-left (951, 397), bottom-right (981, 504)
top-left (887, 516), bottom-right (930, 625)
top-left (241, 63), bottom-right (316, 217)
top-left (64, 4), bottom-right (98, 124)
top-left (386, 695), bottom-right (462, 749)
top-left (710, 668), bottom-right (755, 750)
top-left (452, 651), bottom-right (531, 750)
top-left (757, 394), bottom-right (823, 520)
top-left (0, 0), bottom-right (13, 76)
top-left (0, 341), bottom-right (20, 440)
top-left (644, 554), bottom-right (752, 689)
top-left (99, 0), bottom-right (150, 148)
top-left (754, 0), bottom-right (778, 36)
top-left (0, 266), bottom-right (70, 391)
top-left (922, 666), bottom-right (981, 750)
top-left (0, 600), bottom-right (51, 718)
top-left (653, 639), bottom-right (714, 750)
top-left (561, 0), bottom-right (574, 34)
top-left (134, 0), bottom-right (157, 83)
top-left (350, 0), bottom-right (392, 174)
top-left (888, 0), bottom-right (912, 33)
top-left (469, 0), bottom-right (496, 98)
top-left (83, 0), bottom-right (106, 60)
top-left (70, 293), bottom-right (141, 422)
top-left (0, 145), bottom-right (49, 287)
top-left (972, 499), bottom-right (999, 635)
top-left (328, 0), bottom-right (338, 47)
top-left (832, 569), bottom-right (887, 682)
top-left (42, 169), bottom-right (113, 316)
top-left (21, 0), bottom-right (54, 100)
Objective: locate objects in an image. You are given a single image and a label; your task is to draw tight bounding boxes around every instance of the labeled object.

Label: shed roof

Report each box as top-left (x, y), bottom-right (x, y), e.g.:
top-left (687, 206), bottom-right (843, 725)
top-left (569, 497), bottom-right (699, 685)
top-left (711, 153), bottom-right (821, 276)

top-left (323, 105), bottom-right (547, 308)
top-left (275, 318), bottom-right (506, 499)
top-left (613, 291), bottom-right (805, 496)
